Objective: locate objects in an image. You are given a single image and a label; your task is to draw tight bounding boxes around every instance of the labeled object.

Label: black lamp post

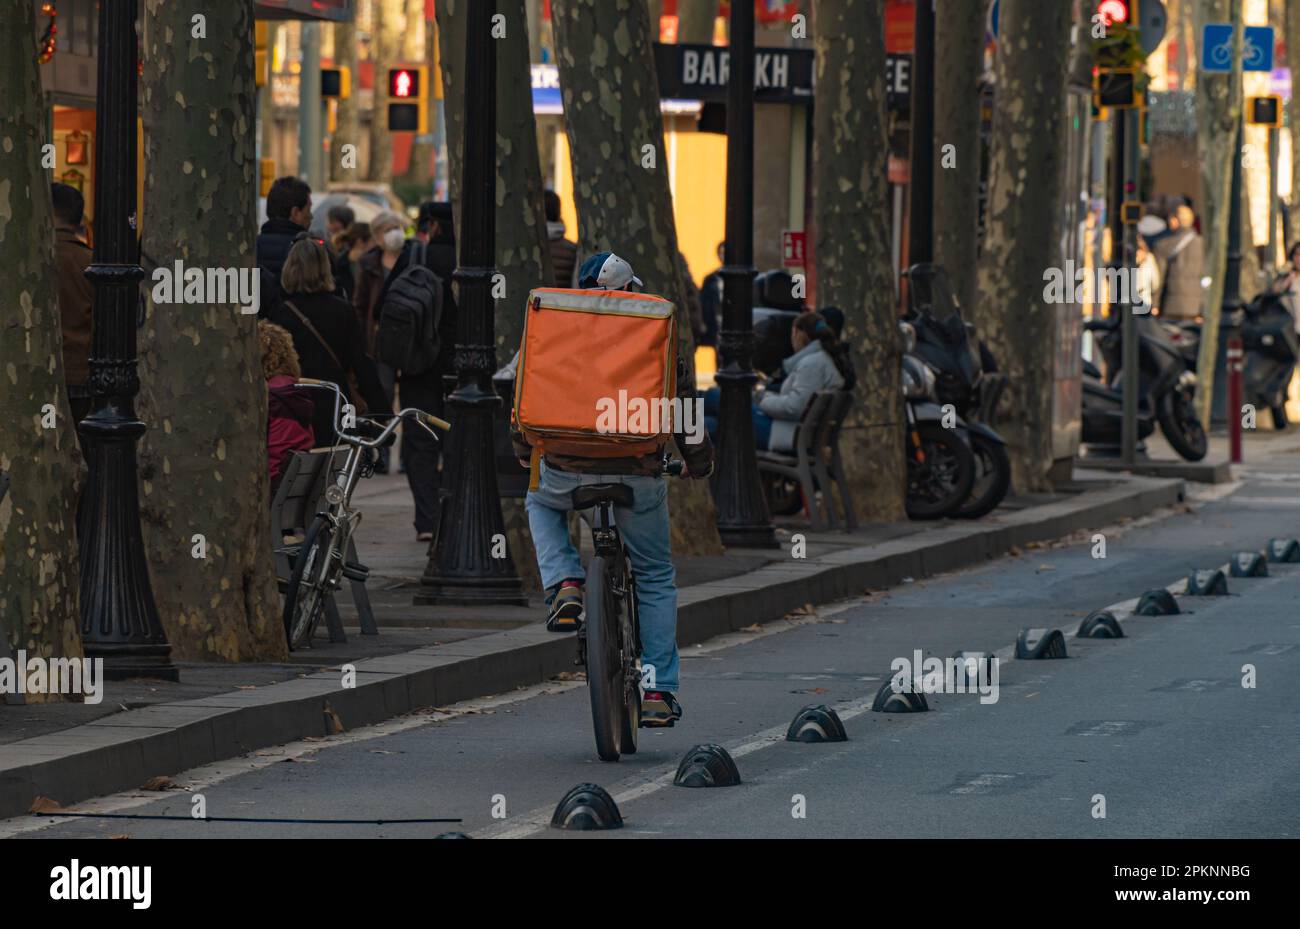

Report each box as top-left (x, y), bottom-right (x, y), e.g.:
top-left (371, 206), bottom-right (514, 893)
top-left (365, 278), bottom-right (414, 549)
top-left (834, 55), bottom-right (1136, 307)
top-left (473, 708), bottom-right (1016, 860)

top-left (713, 0), bottom-right (777, 549)
top-left (908, 0), bottom-right (935, 265)
top-left (78, 0), bottom-right (177, 681)
top-left (418, 1), bottom-right (527, 605)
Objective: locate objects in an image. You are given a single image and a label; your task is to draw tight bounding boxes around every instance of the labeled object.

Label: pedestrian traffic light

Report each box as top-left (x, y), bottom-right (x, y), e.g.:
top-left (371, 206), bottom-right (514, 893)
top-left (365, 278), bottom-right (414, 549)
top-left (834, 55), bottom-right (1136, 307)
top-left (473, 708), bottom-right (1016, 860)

top-left (1095, 0), bottom-right (1130, 28)
top-left (1095, 68), bottom-right (1139, 108)
top-left (387, 66), bottom-right (429, 134)
top-left (1122, 201), bottom-right (1142, 225)
top-left (1248, 95), bottom-right (1282, 128)
top-left (321, 66), bottom-right (351, 99)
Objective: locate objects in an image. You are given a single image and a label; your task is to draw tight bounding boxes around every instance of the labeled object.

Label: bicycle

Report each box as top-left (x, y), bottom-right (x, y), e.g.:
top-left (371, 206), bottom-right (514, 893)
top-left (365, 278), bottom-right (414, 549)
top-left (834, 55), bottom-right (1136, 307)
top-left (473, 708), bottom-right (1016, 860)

top-left (281, 378), bottom-right (450, 650)
top-left (573, 456), bottom-right (683, 762)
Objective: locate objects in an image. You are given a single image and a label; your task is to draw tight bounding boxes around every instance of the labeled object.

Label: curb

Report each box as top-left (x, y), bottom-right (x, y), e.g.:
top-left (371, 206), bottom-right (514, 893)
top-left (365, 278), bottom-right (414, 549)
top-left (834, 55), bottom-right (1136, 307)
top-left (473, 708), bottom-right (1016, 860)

top-left (0, 474), bottom-right (1184, 820)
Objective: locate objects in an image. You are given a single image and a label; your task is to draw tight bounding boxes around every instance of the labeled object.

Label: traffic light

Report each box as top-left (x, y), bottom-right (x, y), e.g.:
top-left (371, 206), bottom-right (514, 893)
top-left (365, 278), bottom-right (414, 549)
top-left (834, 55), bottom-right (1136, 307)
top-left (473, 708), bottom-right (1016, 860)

top-left (1094, 67), bottom-right (1139, 108)
top-left (387, 66), bottom-right (429, 134)
top-left (1248, 95), bottom-right (1282, 128)
top-left (259, 158), bottom-right (275, 198)
top-left (321, 66), bottom-right (351, 99)
top-left (1095, 0), bottom-right (1130, 28)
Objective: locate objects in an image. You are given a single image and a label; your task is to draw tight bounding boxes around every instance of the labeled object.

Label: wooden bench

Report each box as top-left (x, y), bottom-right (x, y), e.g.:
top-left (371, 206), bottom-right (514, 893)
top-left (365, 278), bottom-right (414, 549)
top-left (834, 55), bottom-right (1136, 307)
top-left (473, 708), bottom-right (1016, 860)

top-left (756, 390), bottom-right (857, 532)
top-left (271, 449), bottom-right (378, 644)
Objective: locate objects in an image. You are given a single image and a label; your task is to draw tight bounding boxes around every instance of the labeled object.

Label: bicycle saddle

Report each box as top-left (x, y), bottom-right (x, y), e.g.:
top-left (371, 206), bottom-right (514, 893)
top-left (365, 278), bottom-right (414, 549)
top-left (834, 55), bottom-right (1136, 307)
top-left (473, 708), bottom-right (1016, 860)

top-left (571, 483), bottom-right (635, 510)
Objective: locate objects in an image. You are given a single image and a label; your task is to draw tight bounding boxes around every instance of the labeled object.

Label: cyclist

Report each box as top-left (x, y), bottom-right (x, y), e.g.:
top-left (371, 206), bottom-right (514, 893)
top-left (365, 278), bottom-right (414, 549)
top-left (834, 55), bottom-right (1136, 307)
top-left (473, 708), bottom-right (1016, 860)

top-left (512, 252), bottom-right (714, 727)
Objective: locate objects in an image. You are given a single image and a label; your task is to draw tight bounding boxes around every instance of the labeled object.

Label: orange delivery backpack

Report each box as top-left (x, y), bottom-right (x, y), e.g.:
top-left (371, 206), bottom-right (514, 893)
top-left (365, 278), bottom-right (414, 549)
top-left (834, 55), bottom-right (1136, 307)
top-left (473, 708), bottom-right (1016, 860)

top-left (513, 287), bottom-right (679, 487)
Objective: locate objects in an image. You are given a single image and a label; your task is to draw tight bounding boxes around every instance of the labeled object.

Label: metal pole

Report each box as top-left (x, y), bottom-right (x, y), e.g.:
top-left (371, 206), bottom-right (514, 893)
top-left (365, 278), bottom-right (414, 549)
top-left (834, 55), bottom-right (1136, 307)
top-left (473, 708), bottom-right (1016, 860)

top-left (1267, 125), bottom-right (1279, 270)
top-left (1117, 108), bottom-right (1139, 464)
top-left (714, 0), bottom-right (777, 548)
top-left (1227, 336), bottom-right (1244, 463)
top-left (908, 0), bottom-right (935, 265)
top-left (299, 23), bottom-right (323, 190)
top-left (78, 0), bottom-right (177, 681)
top-left (418, 1), bottom-right (527, 604)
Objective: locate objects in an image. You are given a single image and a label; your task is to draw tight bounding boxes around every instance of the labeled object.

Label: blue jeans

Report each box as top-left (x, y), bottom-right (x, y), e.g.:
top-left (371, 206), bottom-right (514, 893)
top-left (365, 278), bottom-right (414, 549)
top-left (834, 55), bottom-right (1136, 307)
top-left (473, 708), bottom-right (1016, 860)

top-left (525, 460), bottom-right (680, 693)
top-left (702, 385), bottom-right (773, 449)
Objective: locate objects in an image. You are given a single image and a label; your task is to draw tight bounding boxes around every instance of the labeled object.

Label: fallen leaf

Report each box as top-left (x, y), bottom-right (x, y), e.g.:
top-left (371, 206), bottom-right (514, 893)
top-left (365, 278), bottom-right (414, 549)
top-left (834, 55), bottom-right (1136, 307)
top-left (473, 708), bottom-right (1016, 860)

top-left (1037, 564), bottom-right (1056, 572)
top-left (1008, 546), bottom-right (1023, 556)
top-left (108, 834), bottom-right (132, 840)
top-left (141, 776), bottom-right (175, 791)
top-left (369, 749), bottom-right (398, 755)
top-left (29, 796), bottom-right (61, 813)
top-left (236, 685), bottom-right (258, 691)
top-left (323, 705), bottom-right (344, 734)
top-left (741, 623), bottom-right (763, 632)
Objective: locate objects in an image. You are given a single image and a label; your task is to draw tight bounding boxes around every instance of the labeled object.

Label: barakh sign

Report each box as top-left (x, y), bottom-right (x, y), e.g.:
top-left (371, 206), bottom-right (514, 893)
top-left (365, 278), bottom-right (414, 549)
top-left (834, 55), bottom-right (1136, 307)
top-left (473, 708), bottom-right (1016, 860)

top-left (654, 43), bottom-right (814, 104)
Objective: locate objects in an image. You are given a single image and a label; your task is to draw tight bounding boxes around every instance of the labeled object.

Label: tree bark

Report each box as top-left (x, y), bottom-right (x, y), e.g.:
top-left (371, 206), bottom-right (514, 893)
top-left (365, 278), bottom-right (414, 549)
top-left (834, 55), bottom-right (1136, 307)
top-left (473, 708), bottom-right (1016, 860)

top-left (0, 0), bottom-right (85, 691)
top-left (678, 1), bottom-right (718, 43)
top-left (974, 0), bottom-right (1072, 492)
top-left (932, 0), bottom-right (986, 321)
top-left (1194, 0), bottom-right (1244, 427)
top-left (551, 0), bottom-right (723, 555)
top-left (331, 19), bottom-right (360, 182)
top-left (138, 0), bottom-right (286, 661)
top-left (368, 0), bottom-right (405, 182)
top-left (1289, 0), bottom-right (1300, 242)
top-left (812, 0), bottom-right (907, 523)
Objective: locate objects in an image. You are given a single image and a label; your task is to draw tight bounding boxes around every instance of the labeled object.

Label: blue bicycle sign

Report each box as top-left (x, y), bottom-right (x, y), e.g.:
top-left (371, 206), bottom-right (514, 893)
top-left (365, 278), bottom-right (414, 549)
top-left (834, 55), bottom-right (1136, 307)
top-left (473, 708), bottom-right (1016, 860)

top-left (1202, 24), bottom-right (1274, 73)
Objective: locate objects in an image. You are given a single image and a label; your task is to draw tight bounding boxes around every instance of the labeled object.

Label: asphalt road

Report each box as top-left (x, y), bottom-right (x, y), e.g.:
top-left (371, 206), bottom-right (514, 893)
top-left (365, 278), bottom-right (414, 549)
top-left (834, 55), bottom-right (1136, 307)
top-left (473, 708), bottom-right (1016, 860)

top-left (10, 464), bottom-right (1300, 840)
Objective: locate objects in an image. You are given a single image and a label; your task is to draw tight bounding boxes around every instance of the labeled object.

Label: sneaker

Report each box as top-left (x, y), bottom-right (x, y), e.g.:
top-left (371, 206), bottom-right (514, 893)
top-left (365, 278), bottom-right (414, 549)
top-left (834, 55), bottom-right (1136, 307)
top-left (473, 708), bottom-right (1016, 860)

top-left (545, 580), bottom-right (584, 632)
top-left (640, 690), bottom-right (682, 727)
top-left (416, 531), bottom-right (433, 543)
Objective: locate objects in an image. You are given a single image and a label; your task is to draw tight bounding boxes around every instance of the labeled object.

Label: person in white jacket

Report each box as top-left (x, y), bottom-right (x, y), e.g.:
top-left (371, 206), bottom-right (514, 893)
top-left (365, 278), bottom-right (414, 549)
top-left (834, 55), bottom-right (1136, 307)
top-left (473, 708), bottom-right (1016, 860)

top-left (704, 311), bottom-right (852, 451)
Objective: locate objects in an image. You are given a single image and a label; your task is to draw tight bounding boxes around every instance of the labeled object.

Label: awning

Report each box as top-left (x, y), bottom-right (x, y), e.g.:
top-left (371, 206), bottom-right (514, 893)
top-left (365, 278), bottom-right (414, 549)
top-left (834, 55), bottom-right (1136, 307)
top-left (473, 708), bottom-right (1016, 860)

top-left (255, 0), bottom-right (352, 22)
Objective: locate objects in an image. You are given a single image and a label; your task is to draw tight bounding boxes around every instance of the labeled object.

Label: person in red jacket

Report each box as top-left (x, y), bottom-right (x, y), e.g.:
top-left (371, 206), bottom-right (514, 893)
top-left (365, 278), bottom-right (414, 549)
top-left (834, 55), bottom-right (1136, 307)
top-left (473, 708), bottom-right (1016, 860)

top-left (260, 320), bottom-right (316, 497)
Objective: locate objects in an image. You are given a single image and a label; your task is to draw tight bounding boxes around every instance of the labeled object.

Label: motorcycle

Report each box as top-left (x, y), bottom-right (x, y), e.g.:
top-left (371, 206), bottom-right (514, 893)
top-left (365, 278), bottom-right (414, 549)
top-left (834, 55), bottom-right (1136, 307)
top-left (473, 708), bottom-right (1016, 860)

top-left (1081, 313), bottom-right (1207, 461)
top-left (901, 347), bottom-right (977, 519)
top-left (902, 264), bottom-right (1012, 519)
top-left (1158, 292), bottom-right (1297, 430)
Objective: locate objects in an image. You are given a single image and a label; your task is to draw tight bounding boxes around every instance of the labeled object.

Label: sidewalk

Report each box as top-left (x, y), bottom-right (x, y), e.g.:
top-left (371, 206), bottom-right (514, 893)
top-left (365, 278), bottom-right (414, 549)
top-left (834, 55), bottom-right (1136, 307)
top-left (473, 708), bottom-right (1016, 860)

top-left (0, 466), bottom-right (1185, 818)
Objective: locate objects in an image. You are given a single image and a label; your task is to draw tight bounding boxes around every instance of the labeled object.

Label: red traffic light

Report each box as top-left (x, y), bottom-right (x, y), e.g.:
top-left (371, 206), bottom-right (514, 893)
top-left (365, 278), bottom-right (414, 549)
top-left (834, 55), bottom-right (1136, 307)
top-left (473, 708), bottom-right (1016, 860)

top-left (1096, 0), bottom-right (1129, 27)
top-left (388, 68), bottom-right (418, 98)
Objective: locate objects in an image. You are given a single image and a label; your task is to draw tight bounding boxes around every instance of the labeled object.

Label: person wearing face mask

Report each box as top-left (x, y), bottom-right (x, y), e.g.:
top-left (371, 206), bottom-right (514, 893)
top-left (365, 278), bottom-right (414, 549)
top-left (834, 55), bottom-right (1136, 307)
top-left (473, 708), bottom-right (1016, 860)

top-left (355, 205), bottom-right (460, 540)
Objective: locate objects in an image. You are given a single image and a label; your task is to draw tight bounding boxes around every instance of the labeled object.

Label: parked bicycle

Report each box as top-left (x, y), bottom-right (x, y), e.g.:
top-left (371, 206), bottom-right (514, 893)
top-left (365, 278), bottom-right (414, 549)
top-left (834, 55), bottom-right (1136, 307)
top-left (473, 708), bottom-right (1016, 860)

top-left (281, 378), bottom-right (450, 650)
top-left (575, 455), bottom-right (684, 762)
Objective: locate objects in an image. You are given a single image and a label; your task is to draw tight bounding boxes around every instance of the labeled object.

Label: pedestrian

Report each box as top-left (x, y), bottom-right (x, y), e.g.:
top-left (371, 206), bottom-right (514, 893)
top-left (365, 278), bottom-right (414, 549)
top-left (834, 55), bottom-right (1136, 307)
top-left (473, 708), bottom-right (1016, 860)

top-left (544, 189), bottom-right (578, 288)
top-left (703, 311), bottom-right (850, 452)
top-left (371, 202), bottom-right (459, 542)
top-left (1269, 242), bottom-right (1300, 334)
top-left (257, 176), bottom-right (314, 315)
top-left (698, 241), bottom-right (725, 348)
top-left (266, 236), bottom-right (388, 447)
top-left (1136, 215), bottom-right (1167, 315)
top-left (1153, 199), bottom-right (1205, 321)
top-left (326, 204), bottom-right (357, 299)
top-left (51, 182), bottom-right (94, 426)
top-left (352, 212), bottom-right (405, 473)
top-left (259, 320), bottom-right (315, 499)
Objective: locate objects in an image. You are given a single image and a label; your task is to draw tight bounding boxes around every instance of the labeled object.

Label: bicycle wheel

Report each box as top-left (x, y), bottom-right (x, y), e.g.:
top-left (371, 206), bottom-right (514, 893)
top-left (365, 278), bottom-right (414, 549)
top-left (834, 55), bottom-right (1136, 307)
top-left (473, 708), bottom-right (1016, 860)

top-left (584, 558), bottom-right (625, 762)
top-left (618, 561), bottom-right (640, 755)
top-left (283, 515), bottom-right (336, 650)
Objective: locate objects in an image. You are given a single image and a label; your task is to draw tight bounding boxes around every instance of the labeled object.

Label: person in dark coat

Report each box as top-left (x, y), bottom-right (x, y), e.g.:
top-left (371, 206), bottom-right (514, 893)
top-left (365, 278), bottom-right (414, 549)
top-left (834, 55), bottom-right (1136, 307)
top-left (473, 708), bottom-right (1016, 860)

top-left (544, 189), bottom-right (578, 288)
top-left (51, 183), bottom-right (95, 425)
top-left (380, 202), bottom-right (459, 541)
top-left (266, 237), bottom-right (388, 446)
top-left (257, 176), bottom-right (313, 317)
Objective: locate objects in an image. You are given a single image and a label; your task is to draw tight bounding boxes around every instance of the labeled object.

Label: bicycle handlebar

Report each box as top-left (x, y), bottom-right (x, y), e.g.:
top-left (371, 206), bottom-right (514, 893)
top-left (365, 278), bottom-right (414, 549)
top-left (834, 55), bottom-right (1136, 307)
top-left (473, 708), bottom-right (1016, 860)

top-left (296, 378), bottom-right (449, 447)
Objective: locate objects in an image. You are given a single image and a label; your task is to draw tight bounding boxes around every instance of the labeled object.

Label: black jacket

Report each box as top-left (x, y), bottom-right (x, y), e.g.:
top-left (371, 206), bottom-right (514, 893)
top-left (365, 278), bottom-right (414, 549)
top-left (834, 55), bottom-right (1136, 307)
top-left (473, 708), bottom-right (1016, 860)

top-left (378, 237), bottom-right (459, 383)
top-left (266, 289), bottom-right (391, 444)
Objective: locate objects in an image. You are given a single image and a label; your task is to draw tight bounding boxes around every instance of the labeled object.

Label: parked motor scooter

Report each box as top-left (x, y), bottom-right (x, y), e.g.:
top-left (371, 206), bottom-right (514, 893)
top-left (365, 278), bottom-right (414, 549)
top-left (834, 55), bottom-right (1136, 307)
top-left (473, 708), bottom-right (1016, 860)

top-left (902, 264), bottom-right (1011, 518)
top-left (901, 346), bottom-right (976, 519)
top-left (1081, 313), bottom-right (1207, 461)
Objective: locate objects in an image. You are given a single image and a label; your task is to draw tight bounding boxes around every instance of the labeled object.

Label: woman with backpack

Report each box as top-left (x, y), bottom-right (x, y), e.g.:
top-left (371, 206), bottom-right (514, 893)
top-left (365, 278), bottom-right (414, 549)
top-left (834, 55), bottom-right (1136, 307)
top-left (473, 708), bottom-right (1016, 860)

top-left (358, 205), bottom-right (458, 542)
top-left (267, 236), bottom-right (389, 447)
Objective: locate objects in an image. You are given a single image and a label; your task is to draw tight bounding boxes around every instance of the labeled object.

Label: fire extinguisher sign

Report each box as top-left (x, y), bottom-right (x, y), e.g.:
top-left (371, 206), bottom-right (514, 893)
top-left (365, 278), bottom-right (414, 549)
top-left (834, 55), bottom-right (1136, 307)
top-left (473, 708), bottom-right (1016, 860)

top-left (782, 230), bottom-right (806, 267)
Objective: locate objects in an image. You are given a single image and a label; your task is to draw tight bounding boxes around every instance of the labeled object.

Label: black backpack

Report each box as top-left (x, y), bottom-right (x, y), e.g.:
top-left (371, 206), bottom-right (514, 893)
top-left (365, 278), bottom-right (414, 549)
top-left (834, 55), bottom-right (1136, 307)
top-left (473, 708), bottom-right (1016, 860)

top-left (376, 240), bottom-right (443, 375)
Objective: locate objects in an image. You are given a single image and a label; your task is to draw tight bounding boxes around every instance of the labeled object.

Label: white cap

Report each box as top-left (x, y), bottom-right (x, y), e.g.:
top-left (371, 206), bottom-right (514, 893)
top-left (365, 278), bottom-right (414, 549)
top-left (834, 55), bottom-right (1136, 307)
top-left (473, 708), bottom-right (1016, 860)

top-left (596, 253), bottom-right (642, 290)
